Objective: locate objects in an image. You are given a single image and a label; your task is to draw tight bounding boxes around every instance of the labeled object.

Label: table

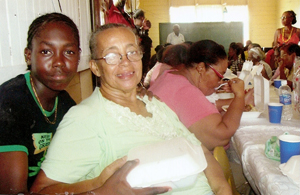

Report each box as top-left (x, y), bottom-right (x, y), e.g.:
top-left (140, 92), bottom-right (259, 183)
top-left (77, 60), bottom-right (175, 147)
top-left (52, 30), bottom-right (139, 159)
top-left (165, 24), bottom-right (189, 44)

top-left (230, 87), bottom-right (300, 195)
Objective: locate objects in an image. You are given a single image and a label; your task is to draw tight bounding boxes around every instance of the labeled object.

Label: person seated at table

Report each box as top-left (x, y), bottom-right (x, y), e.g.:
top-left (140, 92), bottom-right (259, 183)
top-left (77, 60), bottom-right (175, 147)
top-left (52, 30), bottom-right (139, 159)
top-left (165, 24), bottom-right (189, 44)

top-left (143, 45), bottom-right (167, 88)
top-left (30, 24), bottom-right (232, 195)
top-left (149, 44), bottom-right (164, 70)
top-left (270, 46), bottom-right (283, 80)
top-left (271, 43), bottom-right (300, 89)
top-left (265, 43), bottom-right (281, 71)
top-left (143, 43), bottom-right (187, 88)
top-left (228, 42), bottom-right (244, 75)
top-left (248, 47), bottom-right (273, 80)
top-left (243, 40), bottom-right (252, 59)
top-left (247, 42), bottom-right (262, 53)
top-left (149, 40), bottom-right (245, 151)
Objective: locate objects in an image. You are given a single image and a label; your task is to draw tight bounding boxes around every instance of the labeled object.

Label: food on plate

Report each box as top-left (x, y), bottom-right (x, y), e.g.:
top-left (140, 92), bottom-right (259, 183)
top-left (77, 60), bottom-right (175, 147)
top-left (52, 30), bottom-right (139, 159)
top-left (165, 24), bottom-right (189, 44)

top-left (244, 104), bottom-right (257, 112)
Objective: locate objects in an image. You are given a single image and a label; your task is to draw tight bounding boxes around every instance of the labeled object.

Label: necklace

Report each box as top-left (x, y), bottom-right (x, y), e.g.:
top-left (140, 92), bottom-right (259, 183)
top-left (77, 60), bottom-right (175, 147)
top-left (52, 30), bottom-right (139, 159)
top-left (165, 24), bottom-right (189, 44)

top-left (30, 75), bottom-right (58, 124)
top-left (282, 27), bottom-right (294, 43)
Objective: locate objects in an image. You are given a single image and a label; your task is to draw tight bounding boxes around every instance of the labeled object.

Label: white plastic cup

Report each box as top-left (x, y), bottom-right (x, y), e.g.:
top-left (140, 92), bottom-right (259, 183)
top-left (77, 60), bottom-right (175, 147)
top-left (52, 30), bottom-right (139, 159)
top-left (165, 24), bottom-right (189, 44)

top-left (268, 103), bottom-right (283, 123)
top-left (278, 134), bottom-right (300, 164)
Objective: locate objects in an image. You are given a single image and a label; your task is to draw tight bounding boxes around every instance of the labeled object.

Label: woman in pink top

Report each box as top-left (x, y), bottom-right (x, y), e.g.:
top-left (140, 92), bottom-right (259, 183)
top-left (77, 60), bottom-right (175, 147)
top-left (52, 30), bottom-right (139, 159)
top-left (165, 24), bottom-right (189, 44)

top-left (274, 10), bottom-right (300, 47)
top-left (149, 40), bottom-right (245, 151)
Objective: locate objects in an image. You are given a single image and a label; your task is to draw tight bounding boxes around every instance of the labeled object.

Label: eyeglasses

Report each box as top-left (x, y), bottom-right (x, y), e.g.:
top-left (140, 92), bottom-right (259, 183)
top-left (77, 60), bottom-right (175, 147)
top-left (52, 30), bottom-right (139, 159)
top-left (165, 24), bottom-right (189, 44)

top-left (209, 65), bottom-right (224, 79)
top-left (94, 50), bottom-right (143, 65)
top-left (281, 16), bottom-right (291, 20)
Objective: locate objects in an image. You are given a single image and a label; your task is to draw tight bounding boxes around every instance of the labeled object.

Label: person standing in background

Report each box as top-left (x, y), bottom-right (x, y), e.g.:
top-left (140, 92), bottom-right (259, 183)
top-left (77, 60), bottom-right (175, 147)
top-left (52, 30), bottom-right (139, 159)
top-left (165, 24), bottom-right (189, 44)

top-left (166, 24), bottom-right (185, 45)
top-left (133, 9), bottom-right (153, 80)
top-left (107, 0), bottom-right (135, 28)
top-left (273, 10), bottom-right (300, 47)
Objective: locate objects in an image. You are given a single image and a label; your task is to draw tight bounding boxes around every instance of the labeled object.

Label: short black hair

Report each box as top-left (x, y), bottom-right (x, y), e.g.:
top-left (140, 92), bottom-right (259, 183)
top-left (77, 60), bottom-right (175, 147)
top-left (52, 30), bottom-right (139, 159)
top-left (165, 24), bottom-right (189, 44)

top-left (26, 12), bottom-right (80, 50)
top-left (133, 9), bottom-right (145, 19)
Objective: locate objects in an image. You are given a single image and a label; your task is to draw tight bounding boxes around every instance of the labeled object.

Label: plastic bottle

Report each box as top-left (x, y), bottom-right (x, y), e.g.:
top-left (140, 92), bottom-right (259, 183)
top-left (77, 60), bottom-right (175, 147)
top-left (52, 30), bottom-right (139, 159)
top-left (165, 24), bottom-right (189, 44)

top-left (279, 80), bottom-right (293, 120)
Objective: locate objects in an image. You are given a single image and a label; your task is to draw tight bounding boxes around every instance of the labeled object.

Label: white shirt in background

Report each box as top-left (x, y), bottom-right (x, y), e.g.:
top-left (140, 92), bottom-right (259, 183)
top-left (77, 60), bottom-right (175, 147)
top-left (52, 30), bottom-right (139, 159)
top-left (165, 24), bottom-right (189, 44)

top-left (166, 32), bottom-right (185, 45)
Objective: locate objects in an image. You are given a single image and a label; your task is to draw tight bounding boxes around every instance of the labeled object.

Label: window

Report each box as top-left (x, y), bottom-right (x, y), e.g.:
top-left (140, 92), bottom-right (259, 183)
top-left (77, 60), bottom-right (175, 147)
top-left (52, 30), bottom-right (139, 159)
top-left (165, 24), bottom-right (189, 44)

top-left (169, 5), bottom-right (249, 45)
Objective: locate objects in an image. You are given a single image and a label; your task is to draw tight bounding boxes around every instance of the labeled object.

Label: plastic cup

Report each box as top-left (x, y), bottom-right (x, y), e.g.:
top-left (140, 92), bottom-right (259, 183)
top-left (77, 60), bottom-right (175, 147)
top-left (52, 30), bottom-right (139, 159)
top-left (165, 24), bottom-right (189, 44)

top-left (268, 103), bottom-right (283, 123)
top-left (278, 134), bottom-right (300, 164)
top-left (274, 79), bottom-right (284, 89)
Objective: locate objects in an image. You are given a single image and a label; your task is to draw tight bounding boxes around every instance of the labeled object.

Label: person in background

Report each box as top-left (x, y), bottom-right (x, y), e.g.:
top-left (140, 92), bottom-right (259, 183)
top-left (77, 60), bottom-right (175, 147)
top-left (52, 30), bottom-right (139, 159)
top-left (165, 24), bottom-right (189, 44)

top-left (271, 43), bottom-right (300, 89)
top-left (107, 0), bottom-right (135, 28)
top-left (228, 42), bottom-right (244, 75)
top-left (166, 24), bottom-right (185, 45)
top-left (149, 40), bottom-right (245, 151)
top-left (143, 43), bottom-right (188, 88)
top-left (247, 42), bottom-right (262, 53)
top-left (270, 46), bottom-right (283, 81)
top-left (31, 23), bottom-right (232, 195)
top-left (236, 42), bottom-right (246, 62)
top-left (265, 42), bottom-right (277, 71)
top-left (149, 44), bottom-right (164, 70)
top-left (244, 40), bottom-right (252, 60)
top-left (133, 9), bottom-right (152, 80)
top-left (143, 44), bottom-right (169, 88)
top-left (274, 10), bottom-right (300, 47)
top-left (248, 47), bottom-right (273, 80)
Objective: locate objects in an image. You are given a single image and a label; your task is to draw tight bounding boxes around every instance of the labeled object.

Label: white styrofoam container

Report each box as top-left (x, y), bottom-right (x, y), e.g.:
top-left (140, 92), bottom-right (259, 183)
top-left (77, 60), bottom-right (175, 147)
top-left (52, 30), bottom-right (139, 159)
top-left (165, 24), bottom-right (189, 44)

top-left (126, 137), bottom-right (207, 189)
top-left (279, 155), bottom-right (300, 185)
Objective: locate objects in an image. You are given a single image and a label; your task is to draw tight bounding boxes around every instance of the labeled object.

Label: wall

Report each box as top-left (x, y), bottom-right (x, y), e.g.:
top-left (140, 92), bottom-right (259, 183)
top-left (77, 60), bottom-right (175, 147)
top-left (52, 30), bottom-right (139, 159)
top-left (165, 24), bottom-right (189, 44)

top-left (248, 0), bottom-right (278, 47)
top-left (139, 0), bottom-right (170, 53)
top-left (277, 0), bottom-right (300, 28)
top-left (139, 0), bottom-right (300, 51)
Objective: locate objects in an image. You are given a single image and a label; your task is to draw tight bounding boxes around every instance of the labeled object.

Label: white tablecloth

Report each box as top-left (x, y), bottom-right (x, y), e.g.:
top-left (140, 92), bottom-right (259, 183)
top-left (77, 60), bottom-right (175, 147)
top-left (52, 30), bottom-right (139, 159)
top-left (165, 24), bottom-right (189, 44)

top-left (231, 115), bottom-right (300, 195)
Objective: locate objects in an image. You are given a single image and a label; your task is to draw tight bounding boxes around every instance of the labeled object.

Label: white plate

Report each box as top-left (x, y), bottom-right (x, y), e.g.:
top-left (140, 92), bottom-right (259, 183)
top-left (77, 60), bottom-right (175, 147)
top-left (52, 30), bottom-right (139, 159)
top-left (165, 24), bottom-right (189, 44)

top-left (222, 105), bottom-right (261, 119)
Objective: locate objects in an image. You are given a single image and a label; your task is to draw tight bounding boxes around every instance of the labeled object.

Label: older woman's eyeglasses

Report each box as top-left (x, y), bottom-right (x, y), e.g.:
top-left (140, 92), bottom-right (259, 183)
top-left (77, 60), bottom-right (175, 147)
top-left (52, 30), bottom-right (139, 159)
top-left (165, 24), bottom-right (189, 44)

top-left (94, 51), bottom-right (143, 65)
top-left (209, 65), bottom-right (224, 79)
